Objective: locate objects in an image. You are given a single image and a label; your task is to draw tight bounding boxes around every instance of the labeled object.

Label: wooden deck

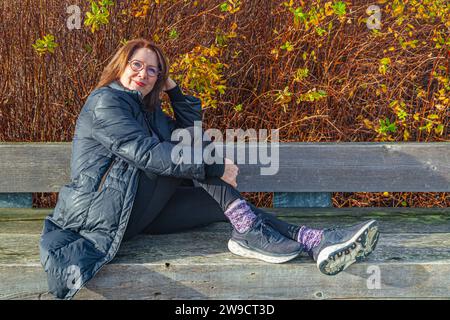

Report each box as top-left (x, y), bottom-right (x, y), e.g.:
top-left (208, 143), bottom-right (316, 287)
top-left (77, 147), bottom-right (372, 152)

top-left (1, 207), bottom-right (449, 300)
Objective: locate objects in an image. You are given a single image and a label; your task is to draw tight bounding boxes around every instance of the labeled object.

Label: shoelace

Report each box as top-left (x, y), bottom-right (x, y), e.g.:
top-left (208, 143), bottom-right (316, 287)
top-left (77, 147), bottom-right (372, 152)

top-left (259, 222), bottom-right (278, 246)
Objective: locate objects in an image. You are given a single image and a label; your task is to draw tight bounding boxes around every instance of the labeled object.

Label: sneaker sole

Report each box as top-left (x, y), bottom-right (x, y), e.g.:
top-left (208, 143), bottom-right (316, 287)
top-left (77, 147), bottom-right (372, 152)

top-left (317, 220), bottom-right (380, 276)
top-left (227, 239), bottom-right (301, 264)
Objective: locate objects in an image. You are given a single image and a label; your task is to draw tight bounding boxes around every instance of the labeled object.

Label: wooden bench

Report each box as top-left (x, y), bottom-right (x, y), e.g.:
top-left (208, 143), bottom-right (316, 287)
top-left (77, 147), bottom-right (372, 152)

top-left (0, 142), bottom-right (449, 300)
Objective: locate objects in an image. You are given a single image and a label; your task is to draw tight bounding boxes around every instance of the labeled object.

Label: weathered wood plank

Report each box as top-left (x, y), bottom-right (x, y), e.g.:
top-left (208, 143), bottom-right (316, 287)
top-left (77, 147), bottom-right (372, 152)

top-left (1, 207), bottom-right (449, 300)
top-left (1, 142), bottom-right (449, 192)
top-left (235, 142), bottom-right (450, 192)
top-left (2, 207), bottom-right (449, 220)
top-left (1, 232), bottom-right (450, 300)
top-left (1, 231), bottom-right (450, 265)
top-left (1, 207), bottom-right (449, 235)
top-left (1, 261), bottom-right (450, 300)
top-left (0, 143), bottom-right (71, 193)
top-left (76, 261), bottom-right (450, 300)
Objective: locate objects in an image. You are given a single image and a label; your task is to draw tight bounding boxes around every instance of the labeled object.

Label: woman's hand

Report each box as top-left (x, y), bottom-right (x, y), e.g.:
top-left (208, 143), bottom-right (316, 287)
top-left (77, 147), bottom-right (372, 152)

top-left (220, 157), bottom-right (239, 188)
top-left (162, 76), bottom-right (177, 92)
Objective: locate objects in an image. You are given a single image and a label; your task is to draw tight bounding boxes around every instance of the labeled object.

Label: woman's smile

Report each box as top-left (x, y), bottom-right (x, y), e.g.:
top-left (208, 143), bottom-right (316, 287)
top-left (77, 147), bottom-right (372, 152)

top-left (134, 80), bottom-right (146, 87)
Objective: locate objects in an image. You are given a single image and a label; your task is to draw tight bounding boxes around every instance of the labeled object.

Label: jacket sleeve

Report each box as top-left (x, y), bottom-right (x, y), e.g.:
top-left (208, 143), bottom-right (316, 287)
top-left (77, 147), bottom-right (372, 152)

top-left (164, 83), bottom-right (202, 132)
top-left (91, 92), bottom-right (206, 180)
top-left (163, 84), bottom-right (226, 178)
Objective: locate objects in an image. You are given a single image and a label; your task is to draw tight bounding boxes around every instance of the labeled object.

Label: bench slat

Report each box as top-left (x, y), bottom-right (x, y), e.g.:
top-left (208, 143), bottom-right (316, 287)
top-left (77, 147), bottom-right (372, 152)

top-left (1, 207), bottom-right (449, 236)
top-left (1, 142), bottom-right (449, 192)
top-left (2, 261), bottom-right (450, 300)
top-left (1, 232), bottom-right (449, 265)
top-left (1, 233), bottom-right (449, 300)
top-left (1, 207), bottom-right (449, 299)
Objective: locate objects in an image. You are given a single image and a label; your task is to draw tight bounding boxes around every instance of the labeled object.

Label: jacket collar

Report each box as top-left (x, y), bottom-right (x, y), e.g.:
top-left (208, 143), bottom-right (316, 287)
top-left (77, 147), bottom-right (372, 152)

top-left (107, 80), bottom-right (144, 103)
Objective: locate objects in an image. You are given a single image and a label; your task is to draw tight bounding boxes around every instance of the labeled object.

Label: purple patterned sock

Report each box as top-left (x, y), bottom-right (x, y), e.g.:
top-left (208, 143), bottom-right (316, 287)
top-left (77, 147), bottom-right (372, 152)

top-left (296, 226), bottom-right (324, 252)
top-left (224, 199), bottom-right (257, 233)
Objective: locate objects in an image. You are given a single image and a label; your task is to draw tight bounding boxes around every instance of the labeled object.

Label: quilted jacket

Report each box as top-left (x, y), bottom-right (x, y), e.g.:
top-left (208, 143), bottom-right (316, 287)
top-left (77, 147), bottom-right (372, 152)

top-left (39, 81), bottom-right (210, 299)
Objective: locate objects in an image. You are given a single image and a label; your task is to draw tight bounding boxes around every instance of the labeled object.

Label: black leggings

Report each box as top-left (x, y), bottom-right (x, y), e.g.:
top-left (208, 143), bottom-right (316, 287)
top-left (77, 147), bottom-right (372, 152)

top-left (123, 170), bottom-right (300, 242)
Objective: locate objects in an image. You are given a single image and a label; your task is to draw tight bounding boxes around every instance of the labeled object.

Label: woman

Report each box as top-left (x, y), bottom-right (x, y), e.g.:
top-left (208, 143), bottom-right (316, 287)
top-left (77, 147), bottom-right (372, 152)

top-left (40, 38), bottom-right (380, 300)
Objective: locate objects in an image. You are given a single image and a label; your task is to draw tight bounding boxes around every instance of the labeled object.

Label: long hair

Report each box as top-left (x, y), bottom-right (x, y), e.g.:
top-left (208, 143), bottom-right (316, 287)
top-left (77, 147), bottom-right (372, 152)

top-left (95, 38), bottom-right (169, 112)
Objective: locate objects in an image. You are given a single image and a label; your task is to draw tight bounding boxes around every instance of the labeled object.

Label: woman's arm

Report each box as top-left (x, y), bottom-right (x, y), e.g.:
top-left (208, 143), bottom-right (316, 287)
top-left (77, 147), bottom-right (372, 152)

top-left (91, 91), bottom-right (206, 180)
top-left (162, 79), bottom-right (226, 178)
top-left (164, 81), bottom-right (202, 130)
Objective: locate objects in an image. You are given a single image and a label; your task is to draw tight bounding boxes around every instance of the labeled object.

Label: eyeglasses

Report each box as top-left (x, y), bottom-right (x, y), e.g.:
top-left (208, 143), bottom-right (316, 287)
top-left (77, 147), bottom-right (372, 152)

top-left (128, 59), bottom-right (160, 77)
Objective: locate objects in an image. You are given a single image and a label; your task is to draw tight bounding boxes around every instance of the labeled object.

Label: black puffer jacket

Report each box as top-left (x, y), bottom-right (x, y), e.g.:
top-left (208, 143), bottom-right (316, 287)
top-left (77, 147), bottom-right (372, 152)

top-left (39, 81), bottom-right (216, 299)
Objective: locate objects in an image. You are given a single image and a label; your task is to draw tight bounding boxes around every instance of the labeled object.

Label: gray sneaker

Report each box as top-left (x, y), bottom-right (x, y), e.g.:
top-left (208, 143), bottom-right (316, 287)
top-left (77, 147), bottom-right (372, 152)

top-left (228, 216), bottom-right (303, 264)
top-left (311, 220), bottom-right (380, 275)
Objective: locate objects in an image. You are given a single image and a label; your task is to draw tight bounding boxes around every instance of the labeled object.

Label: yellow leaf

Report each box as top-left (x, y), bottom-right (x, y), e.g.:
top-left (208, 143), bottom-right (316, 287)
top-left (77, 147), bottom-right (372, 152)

top-left (363, 119), bottom-right (373, 129)
top-left (393, 4), bottom-right (404, 16)
top-left (403, 129), bottom-right (410, 141)
top-left (325, 2), bottom-right (334, 16)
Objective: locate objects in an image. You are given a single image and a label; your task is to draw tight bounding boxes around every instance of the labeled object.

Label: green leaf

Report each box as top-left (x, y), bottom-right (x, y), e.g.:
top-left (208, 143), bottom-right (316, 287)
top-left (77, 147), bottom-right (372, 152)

top-left (280, 41), bottom-right (294, 51)
top-left (332, 1), bottom-right (346, 16)
top-left (32, 34), bottom-right (58, 56)
top-left (315, 27), bottom-right (326, 36)
top-left (317, 90), bottom-right (327, 97)
top-left (220, 2), bottom-right (229, 12)
top-left (216, 85), bottom-right (226, 94)
top-left (169, 29), bottom-right (179, 39)
top-left (91, 2), bottom-right (99, 14)
top-left (379, 117), bottom-right (397, 134)
top-left (435, 124), bottom-right (444, 135)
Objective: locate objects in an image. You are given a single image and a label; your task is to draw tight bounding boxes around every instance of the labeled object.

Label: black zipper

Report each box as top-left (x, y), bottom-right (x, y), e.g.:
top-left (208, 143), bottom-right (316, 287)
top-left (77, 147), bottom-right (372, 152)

top-left (143, 110), bottom-right (152, 132)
